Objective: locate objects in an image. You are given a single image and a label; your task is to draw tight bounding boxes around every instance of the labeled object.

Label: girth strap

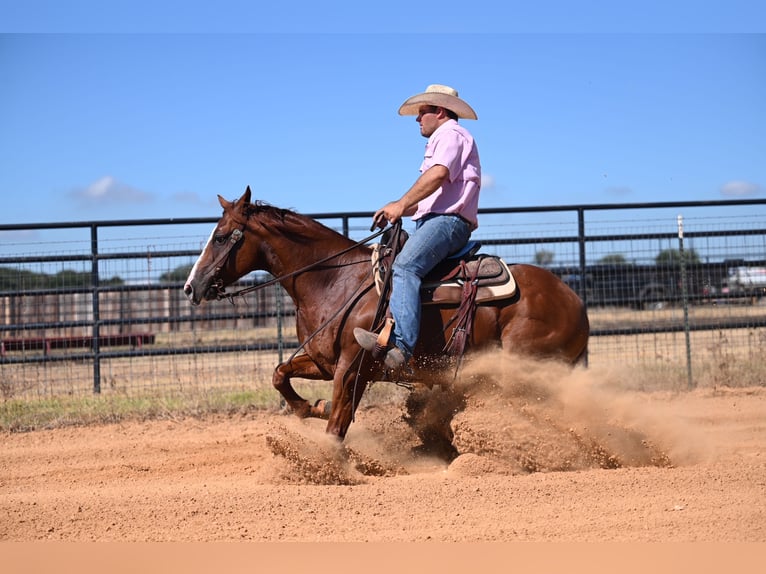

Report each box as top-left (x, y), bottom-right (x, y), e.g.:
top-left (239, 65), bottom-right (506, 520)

top-left (443, 258), bottom-right (483, 366)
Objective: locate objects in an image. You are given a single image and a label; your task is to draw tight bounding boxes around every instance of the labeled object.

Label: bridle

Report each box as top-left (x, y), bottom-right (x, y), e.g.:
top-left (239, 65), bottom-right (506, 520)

top-left (206, 222), bottom-right (246, 301)
top-left (207, 216), bottom-right (391, 303)
top-left (206, 215), bottom-right (408, 412)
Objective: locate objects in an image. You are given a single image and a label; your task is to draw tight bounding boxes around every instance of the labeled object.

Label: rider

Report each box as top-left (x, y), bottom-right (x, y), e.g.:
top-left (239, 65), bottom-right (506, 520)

top-left (354, 84), bottom-right (482, 369)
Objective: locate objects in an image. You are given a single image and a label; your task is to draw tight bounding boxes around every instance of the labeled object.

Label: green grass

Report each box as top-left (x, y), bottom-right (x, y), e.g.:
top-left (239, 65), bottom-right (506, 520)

top-left (0, 378), bottom-right (409, 433)
top-left (0, 388), bottom-right (279, 433)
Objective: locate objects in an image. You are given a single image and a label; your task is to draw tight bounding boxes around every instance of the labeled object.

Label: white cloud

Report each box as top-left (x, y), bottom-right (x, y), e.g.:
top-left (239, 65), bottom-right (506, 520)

top-left (481, 173), bottom-right (496, 190)
top-left (0, 229), bottom-right (39, 241)
top-left (69, 176), bottom-right (153, 205)
top-left (172, 191), bottom-right (202, 203)
top-left (720, 180), bottom-right (762, 197)
top-left (171, 190), bottom-right (216, 206)
top-left (605, 186), bottom-right (633, 196)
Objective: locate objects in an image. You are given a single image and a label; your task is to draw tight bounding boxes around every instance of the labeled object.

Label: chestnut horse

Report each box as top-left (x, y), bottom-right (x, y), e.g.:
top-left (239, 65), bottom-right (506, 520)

top-left (184, 187), bottom-right (589, 439)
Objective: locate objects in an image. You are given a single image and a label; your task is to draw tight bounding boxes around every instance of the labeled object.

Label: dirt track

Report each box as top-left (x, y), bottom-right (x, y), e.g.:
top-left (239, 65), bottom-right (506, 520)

top-left (1, 356), bottom-right (765, 542)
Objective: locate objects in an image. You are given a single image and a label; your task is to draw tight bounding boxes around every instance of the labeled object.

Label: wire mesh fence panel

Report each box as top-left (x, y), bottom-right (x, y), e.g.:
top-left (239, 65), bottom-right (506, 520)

top-left (1, 200), bottom-right (765, 400)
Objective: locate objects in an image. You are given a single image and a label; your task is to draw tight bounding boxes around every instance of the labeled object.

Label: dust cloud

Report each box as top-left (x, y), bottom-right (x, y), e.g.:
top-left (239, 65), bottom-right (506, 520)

top-left (446, 353), bottom-right (709, 475)
top-left (265, 351), bottom-right (710, 485)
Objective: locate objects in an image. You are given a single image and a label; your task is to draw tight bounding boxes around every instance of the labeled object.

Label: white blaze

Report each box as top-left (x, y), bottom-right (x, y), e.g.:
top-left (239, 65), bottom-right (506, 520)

top-left (185, 227), bottom-right (216, 287)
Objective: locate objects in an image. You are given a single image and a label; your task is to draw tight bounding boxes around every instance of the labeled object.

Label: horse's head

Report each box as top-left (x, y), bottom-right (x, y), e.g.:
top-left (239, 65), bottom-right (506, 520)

top-left (183, 186), bottom-right (254, 305)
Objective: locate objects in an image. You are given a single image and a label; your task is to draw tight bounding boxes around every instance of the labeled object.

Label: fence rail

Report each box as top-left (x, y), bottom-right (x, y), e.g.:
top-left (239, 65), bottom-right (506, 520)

top-left (1, 198), bottom-right (765, 398)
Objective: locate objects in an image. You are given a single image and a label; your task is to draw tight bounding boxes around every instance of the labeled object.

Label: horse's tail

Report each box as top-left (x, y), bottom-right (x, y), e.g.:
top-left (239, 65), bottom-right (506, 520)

top-left (573, 343), bottom-right (589, 366)
top-left (572, 302), bottom-right (590, 366)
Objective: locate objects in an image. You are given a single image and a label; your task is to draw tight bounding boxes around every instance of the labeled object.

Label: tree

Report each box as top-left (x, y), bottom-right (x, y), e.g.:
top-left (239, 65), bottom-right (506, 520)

top-left (0, 266), bottom-right (122, 291)
top-left (159, 264), bottom-right (194, 283)
top-left (598, 254), bottom-right (628, 265)
top-left (655, 248), bottom-right (700, 266)
top-left (534, 249), bottom-right (555, 266)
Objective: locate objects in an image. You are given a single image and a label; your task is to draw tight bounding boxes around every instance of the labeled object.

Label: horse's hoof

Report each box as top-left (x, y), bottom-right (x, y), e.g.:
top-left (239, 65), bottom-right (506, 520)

top-left (314, 399), bottom-right (332, 419)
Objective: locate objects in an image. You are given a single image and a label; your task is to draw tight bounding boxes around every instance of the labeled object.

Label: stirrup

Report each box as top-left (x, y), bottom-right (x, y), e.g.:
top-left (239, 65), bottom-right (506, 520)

top-left (372, 318), bottom-right (395, 360)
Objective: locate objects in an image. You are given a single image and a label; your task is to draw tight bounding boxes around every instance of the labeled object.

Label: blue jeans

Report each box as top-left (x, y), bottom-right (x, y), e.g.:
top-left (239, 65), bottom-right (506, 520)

top-left (389, 214), bottom-right (472, 359)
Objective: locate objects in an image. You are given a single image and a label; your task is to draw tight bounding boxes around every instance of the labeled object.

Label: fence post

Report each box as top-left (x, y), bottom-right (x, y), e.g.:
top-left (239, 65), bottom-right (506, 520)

top-left (677, 215), bottom-right (694, 389)
top-left (577, 207), bottom-right (589, 366)
top-left (90, 224), bottom-right (102, 394)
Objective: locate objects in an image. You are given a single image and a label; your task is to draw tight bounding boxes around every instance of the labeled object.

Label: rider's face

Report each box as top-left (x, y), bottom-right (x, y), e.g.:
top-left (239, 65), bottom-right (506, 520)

top-left (416, 106), bottom-right (443, 138)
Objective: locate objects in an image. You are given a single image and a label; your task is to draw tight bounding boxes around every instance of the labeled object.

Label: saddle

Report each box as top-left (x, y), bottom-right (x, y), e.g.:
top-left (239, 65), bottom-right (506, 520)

top-left (372, 239), bottom-right (517, 305)
top-left (370, 230), bottom-right (517, 361)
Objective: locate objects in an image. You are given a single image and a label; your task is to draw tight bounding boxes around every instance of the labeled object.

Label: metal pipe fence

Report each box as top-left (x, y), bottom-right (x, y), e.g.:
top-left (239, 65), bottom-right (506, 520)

top-left (1, 199), bottom-right (765, 399)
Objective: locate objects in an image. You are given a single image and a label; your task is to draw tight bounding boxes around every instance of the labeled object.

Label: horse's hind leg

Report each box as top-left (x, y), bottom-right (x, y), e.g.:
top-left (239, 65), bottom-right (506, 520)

top-left (272, 353), bottom-right (331, 419)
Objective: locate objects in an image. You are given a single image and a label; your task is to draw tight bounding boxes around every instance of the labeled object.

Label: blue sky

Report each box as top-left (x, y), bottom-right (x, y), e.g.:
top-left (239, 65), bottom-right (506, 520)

top-left (1, 2), bottom-right (765, 228)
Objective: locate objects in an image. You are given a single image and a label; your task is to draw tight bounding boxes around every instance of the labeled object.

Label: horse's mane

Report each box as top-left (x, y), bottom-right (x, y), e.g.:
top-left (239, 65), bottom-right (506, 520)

top-left (243, 200), bottom-right (349, 245)
top-left (244, 200), bottom-right (295, 221)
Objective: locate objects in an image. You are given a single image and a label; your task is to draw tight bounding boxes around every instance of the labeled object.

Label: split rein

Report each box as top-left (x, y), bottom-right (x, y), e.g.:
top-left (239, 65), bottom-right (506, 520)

top-left (211, 223), bottom-right (392, 304)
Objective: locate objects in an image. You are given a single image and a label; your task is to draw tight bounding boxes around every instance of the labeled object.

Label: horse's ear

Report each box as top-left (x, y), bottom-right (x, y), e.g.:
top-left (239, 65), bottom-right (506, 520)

top-left (218, 187), bottom-right (251, 211)
top-left (217, 194), bottom-right (231, 210)
top-left (240, 186), bottom-right (252, 205)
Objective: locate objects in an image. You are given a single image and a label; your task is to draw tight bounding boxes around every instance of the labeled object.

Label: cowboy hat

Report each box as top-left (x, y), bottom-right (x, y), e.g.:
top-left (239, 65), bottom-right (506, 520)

top-left (398, 84), bottom-right (478, 120)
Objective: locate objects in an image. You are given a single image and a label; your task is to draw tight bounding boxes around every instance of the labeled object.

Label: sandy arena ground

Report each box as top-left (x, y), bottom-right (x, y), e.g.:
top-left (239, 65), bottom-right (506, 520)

top-left (1, 355), bottom-right (765, 543)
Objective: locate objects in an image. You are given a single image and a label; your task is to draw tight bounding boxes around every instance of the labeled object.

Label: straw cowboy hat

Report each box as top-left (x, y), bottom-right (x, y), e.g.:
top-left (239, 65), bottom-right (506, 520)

top-left (398, 84), bottom-right (478, 120)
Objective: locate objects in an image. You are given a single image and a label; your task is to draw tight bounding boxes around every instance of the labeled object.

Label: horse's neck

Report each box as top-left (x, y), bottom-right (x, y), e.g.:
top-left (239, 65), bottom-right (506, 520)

top-left (262, 226), bottom-right (361, 299)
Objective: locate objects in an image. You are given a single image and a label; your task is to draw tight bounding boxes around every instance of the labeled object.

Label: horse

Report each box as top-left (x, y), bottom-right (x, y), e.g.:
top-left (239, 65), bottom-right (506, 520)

top-left (183, 187), bottom-right (589, 440)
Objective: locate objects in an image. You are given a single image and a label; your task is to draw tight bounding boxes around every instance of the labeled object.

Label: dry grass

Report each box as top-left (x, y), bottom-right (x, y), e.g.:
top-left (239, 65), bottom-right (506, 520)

top-left (587, 303), bottom-right (766, 390)
top-left (2, 305), bottom-right (765, 430)
top-left (587, 301), bottom-right (766, 330)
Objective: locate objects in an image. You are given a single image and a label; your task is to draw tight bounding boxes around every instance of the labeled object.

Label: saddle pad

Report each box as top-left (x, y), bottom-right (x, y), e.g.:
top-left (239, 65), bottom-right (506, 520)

top-left (425, 255), bottom-right (508, 286)
top-left (371, 245), bottom-right (517, 305)
top-left (421, 258), bottom-right (517, 305)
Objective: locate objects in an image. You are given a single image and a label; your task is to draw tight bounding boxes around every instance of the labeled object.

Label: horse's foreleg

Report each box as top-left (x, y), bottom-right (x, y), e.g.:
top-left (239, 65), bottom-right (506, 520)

top-left (325, 355), bottom-right (377, 439)
top-left (272, 353), bottom-right (330, 419)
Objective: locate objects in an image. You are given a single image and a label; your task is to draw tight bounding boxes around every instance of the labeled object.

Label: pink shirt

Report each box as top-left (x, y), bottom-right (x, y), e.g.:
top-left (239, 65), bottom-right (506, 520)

top-left (412, 119), bottom-right (481, 230)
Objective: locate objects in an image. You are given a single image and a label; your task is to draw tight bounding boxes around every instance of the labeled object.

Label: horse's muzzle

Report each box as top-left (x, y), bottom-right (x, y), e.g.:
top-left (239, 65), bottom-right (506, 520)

top-left (184, 277), bottom-right (226, 305)
top-left (183, 282), bottom-right (202, 306)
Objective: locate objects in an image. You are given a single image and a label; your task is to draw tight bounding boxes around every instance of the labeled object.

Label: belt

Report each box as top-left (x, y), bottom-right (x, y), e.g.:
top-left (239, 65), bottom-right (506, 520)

top-left (443, 213), bottom-right (472, 226)
top-left (417, 212), bottom-right (473, 227)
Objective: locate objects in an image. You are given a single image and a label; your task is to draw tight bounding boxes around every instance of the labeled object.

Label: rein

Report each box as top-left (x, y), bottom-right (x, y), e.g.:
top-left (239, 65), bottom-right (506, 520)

top-left (214, 224), bottom-right (390, 303)
top-left (211, 215), bottom-right (403, 424)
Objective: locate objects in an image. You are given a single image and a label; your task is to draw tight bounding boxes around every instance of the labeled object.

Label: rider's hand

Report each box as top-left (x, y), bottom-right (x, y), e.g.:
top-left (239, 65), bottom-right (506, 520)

top-left (371, 211), bottom-right (388, 231)
top-left (370, 201), bottom-right (406, 231)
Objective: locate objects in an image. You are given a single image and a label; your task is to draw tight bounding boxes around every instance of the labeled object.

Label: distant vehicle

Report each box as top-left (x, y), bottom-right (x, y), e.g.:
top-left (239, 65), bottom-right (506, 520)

top-left (721, 265), bottom-right (766, 301)
top-left (556, 264), bottom-right (680, 310)
top-left (553, 260), bottom-right (765, 309)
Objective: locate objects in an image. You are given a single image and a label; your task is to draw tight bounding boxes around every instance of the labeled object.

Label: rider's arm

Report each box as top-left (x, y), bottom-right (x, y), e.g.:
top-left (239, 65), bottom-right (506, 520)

top-left (374, 164), bottom-right (449, 227)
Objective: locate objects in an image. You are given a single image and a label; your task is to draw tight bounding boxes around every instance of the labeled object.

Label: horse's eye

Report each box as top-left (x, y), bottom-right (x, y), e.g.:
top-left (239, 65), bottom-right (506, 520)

top-left (214, 234), bottom-right (226, 245)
